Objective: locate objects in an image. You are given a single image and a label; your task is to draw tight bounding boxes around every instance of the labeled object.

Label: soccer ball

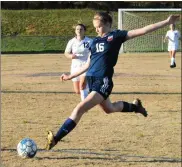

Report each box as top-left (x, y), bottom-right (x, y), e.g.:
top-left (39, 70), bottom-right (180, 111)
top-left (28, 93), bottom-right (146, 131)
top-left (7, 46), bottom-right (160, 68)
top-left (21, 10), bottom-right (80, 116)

top-left (17, 138), bottom-right (37, 158)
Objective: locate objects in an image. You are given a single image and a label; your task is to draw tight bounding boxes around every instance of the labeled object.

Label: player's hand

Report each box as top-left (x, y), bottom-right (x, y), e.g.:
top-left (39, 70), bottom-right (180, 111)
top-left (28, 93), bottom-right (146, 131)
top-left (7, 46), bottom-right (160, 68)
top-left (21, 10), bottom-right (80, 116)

top-left (60, 74), bottom-right (71, 81)
top-left (167, 15), bottom-right (180, 24)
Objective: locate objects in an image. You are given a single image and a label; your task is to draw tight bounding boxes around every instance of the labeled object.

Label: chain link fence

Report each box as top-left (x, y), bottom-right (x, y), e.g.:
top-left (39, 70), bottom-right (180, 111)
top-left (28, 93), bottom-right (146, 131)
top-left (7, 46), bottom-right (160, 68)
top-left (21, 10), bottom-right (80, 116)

top-left (2, 35), bottom-right (181, 54)
top-left (123, 34), bottom-right (181, 52)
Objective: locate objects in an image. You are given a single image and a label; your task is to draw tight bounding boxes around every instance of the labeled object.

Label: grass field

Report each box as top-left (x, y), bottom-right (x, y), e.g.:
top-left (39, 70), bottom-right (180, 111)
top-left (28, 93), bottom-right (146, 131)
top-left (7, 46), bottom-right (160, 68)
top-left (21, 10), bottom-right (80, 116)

top-left (1, 53), bottom-right (181, 167)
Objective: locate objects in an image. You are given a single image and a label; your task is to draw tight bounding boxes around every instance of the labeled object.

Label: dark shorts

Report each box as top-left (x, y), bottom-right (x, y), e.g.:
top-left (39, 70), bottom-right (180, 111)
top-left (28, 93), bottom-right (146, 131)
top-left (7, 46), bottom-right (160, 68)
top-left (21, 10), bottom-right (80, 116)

top-left (86, 76), bottom-right (113, 100)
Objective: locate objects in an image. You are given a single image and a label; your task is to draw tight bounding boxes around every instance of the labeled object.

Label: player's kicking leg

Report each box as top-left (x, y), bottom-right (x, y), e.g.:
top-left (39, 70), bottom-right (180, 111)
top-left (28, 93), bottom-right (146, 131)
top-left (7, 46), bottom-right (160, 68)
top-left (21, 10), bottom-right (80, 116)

top-left (100, 98), bottom-right (148, 117)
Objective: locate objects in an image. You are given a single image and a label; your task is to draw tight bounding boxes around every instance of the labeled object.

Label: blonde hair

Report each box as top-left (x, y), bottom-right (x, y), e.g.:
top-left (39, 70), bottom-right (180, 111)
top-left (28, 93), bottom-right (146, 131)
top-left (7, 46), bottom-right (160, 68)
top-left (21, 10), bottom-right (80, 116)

top-left (93, 12), bottom-right (112, 26)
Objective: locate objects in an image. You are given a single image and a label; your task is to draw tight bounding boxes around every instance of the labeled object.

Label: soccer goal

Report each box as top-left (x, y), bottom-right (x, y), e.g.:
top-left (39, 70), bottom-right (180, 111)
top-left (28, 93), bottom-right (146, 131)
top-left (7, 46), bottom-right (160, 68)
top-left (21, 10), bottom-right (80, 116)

top-left (118, 8), bottom-right (182, 53)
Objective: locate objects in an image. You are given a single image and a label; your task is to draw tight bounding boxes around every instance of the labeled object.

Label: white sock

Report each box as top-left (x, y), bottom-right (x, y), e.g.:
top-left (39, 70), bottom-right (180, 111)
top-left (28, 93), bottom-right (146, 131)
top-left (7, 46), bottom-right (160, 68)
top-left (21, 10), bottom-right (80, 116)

top-left (171, 57), bottom-right (175, 65)
top-left (80, 89), bottom-right (89, 101)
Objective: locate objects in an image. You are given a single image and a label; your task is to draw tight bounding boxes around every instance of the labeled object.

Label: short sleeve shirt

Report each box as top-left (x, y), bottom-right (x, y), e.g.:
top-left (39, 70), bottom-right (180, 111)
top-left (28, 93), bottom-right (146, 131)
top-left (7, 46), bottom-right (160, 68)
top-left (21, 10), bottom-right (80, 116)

top-left (86, 30), bottom-right (128, 78)
top-left (65, 36), bottom-right (93, 65)
top-left (165, 30), bottom-right (180, 46)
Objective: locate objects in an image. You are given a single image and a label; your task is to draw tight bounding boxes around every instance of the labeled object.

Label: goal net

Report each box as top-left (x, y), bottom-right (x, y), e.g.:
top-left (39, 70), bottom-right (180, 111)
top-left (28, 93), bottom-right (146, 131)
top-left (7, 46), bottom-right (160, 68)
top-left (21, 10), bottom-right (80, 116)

top-left (118, 9), bottom-right (182, 53)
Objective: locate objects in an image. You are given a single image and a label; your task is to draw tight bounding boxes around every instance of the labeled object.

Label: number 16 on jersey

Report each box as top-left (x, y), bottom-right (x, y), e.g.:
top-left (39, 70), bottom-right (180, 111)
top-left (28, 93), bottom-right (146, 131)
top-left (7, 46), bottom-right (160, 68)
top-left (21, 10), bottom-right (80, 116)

top-left (96, 43), bottom-right (104, 52)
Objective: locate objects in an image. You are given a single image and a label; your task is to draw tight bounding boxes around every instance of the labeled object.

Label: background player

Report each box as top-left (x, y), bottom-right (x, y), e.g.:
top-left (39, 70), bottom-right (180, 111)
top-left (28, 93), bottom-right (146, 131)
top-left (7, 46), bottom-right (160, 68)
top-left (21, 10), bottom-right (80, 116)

top-left (46, 12), bottom-right (179, 150)
top-left (164, 23), bottom-right (181, 68)
top-left (64, 24), bottom-right (93, 100)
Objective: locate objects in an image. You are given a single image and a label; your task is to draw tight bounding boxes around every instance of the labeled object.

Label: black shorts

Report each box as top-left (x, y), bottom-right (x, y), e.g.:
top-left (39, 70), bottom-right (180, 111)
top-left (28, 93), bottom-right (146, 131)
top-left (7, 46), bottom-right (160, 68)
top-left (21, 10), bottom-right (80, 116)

top-left (86, 76), bottom-right (113, 100)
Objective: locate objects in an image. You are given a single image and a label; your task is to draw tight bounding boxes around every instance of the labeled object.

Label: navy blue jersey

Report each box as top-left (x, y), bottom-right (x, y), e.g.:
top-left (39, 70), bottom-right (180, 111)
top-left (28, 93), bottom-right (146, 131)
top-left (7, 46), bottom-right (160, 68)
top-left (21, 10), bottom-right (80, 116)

top-left (86, 30), bottom-right (128, 78)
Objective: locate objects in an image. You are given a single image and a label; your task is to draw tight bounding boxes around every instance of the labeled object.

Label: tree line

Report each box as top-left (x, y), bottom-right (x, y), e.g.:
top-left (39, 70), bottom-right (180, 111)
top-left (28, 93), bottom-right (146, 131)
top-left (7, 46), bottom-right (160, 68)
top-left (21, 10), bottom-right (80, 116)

top-left (1, 1), bottom-right (181, 11)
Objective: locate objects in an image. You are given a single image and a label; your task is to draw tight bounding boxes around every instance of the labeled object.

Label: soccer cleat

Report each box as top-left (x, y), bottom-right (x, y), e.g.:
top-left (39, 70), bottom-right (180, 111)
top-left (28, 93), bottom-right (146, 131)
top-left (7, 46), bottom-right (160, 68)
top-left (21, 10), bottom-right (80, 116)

top-left (174, 62), bottom-right (176, 67)
top-left (45, 131), bottom-right (56, 150)
top-left (133, 98), bottom-right (148, 117)
top-left (170, 62), bottom-right (176, 68)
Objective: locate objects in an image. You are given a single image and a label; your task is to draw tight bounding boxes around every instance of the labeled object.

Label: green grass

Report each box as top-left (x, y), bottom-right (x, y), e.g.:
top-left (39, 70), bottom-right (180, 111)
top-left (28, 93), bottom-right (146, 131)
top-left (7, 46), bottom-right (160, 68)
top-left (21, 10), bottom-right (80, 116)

top-left (1, 35), bottom-right (96, 53)
top-left (1, 9), bottom-right (103, 53)
top-left (1, 36), bottom-right (72, 52)
top-left (1, 9), bottom-right (99, 36)
top-left (1, 9), bottom-right (181, 53)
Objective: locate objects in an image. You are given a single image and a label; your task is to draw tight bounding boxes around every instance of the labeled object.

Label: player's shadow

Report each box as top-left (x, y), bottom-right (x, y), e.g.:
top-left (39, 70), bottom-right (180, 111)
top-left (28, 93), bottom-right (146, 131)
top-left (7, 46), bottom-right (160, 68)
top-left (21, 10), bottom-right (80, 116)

top-left (2, 148), bottom-right (181, 163)
top-left (37, 149), bottom-right (181, 163)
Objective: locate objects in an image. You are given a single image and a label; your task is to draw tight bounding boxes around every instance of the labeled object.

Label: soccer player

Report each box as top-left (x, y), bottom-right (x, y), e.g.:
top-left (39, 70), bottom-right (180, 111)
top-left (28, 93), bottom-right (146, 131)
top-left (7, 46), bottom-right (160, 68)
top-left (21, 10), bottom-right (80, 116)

top-left (64, 24), bottom-right (93, 101)
top-left (164, 24), bottom-right (181, 68)
top-left (45, 12), bottom-right (179, 150)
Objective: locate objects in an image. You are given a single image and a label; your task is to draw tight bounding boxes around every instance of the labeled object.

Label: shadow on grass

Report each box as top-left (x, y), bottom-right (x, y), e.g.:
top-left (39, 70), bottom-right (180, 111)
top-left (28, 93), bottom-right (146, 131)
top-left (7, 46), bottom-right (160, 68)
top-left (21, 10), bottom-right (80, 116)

top-left (2, 148), bottom-right (181, 163)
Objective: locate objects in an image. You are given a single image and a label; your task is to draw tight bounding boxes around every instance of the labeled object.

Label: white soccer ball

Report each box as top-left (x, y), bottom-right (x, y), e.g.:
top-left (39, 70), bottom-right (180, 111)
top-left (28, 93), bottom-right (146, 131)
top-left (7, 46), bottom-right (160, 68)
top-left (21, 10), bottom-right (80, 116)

top-left (17, 138), bottom-right (37, 158)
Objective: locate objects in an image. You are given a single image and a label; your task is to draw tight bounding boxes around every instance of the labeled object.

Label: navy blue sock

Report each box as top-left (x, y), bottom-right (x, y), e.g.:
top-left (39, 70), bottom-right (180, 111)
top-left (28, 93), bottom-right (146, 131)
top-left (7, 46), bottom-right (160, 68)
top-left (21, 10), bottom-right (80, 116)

top-left (54, 118), bottom-right (76, 143)
top-left (122, 102), bottom-right (137, 112)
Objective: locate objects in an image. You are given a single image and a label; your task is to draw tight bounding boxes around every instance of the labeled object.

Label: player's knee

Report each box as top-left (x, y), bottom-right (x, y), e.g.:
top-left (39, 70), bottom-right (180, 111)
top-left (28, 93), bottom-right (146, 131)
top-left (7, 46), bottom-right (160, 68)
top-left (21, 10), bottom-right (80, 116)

top-left (103, 102), bottom-right (118, 114)
top-left (100, 103), bottom-right (115, 114)
top-left (79, 83), bottom-right (86, 90)
top-left (79, 85), bottom-right (84, 90)
top-left (75, 90), bottom-right (80, 94)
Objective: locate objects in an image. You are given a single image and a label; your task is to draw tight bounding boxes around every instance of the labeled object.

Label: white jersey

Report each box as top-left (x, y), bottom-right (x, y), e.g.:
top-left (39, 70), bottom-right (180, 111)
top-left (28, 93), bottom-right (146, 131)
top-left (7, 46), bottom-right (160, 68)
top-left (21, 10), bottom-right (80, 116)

top-left (165, 30), bottom-right (180, 47)
top-left (65, 36), bottom-right (93, 66)
top-left (65, 36), bottom-right (93, 81)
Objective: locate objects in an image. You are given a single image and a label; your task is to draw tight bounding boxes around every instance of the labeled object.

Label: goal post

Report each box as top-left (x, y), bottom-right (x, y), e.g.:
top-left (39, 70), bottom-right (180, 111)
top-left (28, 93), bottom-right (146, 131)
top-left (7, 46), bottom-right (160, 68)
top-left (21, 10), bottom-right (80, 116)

top-left (118, 8), bottom-right (182, 53)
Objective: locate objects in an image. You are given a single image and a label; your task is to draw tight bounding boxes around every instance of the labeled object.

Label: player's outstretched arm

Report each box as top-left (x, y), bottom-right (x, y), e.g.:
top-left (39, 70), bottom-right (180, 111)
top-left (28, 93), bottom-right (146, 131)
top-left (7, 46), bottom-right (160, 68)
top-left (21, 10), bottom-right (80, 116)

top-left (126, 15), bottom-right (180, 41)
top-left (60, 55), bottom-right (91, 81)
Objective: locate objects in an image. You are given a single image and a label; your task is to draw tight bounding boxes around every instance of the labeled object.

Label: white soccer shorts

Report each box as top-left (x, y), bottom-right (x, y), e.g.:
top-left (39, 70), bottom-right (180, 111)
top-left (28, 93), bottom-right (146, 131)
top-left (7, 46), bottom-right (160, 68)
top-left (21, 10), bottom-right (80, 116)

top-left (168, 45), bottom-right (178, 51)
top-left (71, 62), bottom-right (86, 82)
